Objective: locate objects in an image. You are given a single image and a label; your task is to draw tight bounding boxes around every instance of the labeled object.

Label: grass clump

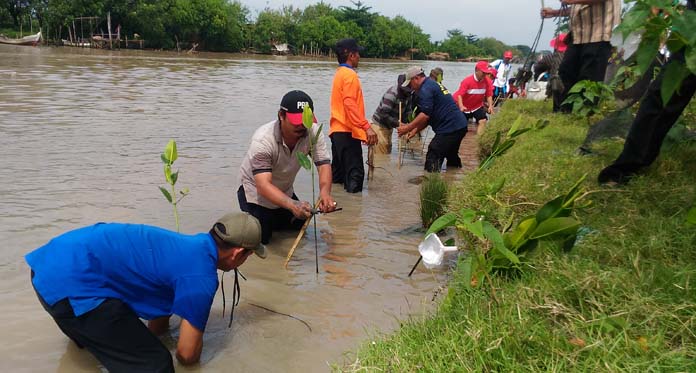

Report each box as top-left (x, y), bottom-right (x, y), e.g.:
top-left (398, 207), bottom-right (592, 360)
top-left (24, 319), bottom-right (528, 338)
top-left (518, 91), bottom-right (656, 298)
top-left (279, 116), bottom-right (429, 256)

top-left (419, 173), bottom-right (449, 229)
top-left (345, 99), bottom-right (696, 372)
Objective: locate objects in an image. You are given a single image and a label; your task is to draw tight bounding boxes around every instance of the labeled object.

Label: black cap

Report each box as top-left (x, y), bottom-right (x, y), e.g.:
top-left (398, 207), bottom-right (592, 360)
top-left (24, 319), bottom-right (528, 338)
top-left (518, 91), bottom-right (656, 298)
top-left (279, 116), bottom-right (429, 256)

top-left (335, 38), bottom-right (364, 54)
top-left (280, 90), bottom-right (316, 126)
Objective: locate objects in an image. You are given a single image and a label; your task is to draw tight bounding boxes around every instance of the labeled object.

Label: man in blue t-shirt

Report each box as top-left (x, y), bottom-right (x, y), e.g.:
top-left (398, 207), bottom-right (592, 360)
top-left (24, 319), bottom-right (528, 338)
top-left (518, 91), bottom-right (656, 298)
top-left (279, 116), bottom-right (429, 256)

top-left (397, 66), bottom-right (468, 172)
top-left (25, 212), bottom-right (265, 372)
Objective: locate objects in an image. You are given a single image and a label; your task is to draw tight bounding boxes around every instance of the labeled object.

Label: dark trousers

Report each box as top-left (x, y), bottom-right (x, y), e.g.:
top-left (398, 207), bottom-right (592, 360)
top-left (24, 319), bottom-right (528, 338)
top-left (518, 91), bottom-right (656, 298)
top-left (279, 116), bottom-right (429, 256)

top-left (330, 132), bottom-right (364, 193)
top-left (557, 41), bottom-right (612, 112)
top-left (425, 128), bottom-right (467, 172)
top-left (601, 50), bottom-right (696, 180)
top-left (32, 273), bottom-right (173, 373)
top-left (237, 186), bottom-right (305, 244)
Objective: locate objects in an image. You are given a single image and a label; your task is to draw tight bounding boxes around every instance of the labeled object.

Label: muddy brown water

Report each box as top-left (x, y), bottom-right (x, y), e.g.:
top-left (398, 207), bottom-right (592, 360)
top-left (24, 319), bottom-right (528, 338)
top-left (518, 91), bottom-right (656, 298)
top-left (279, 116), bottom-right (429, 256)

top-left (0, 44), bottom-right (479, 372)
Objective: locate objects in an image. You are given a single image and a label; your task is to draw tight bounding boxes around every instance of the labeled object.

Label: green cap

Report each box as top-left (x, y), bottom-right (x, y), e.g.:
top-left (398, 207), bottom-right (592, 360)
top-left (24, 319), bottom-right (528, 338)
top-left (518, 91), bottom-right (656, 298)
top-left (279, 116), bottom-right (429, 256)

top-left (213, 213), bottom-right (266, 259)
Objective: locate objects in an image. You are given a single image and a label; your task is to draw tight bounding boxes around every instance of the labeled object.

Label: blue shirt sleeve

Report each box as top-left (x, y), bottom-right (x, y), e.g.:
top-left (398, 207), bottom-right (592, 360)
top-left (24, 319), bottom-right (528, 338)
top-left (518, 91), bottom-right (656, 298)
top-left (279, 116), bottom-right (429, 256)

top-left (171, 275), bottom-right (218, 332)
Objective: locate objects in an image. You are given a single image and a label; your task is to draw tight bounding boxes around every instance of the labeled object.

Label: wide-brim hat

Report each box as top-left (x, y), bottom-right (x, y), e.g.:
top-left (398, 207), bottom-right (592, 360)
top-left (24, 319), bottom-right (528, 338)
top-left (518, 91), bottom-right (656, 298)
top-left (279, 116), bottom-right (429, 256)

top-left (214, 213), bottom-right (266, 258)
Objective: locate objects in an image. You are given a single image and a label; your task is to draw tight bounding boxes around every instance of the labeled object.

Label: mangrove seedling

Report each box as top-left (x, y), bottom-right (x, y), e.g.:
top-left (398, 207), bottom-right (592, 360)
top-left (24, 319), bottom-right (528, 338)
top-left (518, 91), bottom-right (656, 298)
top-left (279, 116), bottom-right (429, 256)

top-left (294, 105), bottom-right (323, 273)
top-left (159, 139), bottom-right (189, 232)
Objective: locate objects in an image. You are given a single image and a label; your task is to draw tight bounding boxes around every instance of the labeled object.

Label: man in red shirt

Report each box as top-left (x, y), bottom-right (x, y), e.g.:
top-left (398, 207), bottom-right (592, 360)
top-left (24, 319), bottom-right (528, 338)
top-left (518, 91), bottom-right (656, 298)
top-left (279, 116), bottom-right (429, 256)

top-left (452, 61), bottom-right (495, 135)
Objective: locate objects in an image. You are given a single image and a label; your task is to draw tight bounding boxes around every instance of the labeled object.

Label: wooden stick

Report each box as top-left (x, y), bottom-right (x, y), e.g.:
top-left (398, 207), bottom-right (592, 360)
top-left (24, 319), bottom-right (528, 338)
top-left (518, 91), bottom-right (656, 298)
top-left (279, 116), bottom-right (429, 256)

top-left (284, 199), bottom-right (321, 268)
top-left (397, 101), bottom-right (403, 169)
top-left (367, 145), bottom-right (374, 180)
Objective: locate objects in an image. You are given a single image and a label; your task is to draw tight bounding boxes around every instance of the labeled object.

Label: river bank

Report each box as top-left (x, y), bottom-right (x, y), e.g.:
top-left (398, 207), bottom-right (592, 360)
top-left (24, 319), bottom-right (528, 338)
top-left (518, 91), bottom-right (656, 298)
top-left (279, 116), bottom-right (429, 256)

top-left (348, 99), bottom-right (696, 371)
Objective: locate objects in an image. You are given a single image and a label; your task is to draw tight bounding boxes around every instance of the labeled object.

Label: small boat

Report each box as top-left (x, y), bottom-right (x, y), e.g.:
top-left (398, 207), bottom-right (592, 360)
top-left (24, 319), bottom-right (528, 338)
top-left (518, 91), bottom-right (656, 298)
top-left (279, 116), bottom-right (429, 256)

top-left (0, 31), bottom-right (41, 46)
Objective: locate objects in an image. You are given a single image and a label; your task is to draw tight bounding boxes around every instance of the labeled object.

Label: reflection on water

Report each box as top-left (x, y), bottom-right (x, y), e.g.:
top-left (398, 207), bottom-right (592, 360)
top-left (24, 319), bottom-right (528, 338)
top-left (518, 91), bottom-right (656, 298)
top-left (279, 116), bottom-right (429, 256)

top-left (0, 44), bottom-right (478, 372)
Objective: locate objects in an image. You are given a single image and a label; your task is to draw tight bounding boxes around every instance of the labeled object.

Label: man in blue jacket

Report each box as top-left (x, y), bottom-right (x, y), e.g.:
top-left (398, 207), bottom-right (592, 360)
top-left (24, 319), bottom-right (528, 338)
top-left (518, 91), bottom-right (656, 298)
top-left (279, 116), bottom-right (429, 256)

top-left (397, 66), bottom-right (468, 172)
top-left (25, 212), bottom-right (265, 372)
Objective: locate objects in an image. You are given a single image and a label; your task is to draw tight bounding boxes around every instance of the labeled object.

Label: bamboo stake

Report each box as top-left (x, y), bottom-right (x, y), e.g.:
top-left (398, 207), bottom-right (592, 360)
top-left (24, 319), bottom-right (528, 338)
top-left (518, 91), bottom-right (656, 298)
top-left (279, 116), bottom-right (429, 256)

top-left (284, 199), bottom-right (321, 268)
top-left (367, 143), bottom-right (374, 180)
top-left (397, 101), bottom-right (403, 169)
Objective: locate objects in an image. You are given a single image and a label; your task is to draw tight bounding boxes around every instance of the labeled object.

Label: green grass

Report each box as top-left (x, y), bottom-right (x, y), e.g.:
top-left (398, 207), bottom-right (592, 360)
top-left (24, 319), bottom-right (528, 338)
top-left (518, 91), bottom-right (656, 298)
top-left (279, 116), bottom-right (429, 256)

top-left (345, 99), bottom-right (696, 372)
top-left (419, 173), bottom-right (449, 229)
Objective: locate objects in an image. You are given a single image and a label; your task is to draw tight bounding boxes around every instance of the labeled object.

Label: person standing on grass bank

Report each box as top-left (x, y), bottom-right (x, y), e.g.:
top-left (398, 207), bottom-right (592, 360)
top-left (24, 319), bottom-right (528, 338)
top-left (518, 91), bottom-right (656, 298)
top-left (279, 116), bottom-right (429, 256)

top-left (371, 73), bottom-right (415, 154)
top-left (397, 66), bottom-right (468, 172)
top-left (598, 0), bottom-right (695, 185)
top-left (490, 50), bottom-right (514, 105)
top-left (238, 90), bottom-right (336, 244)
top-left (25, 212), bottom-right (265, 372)
top-left (452, 61), bottom-right (496, 135)
top-left (329, 38), bottom-right (378, 193)
top-left (541, 0), bottom-right (622, 113)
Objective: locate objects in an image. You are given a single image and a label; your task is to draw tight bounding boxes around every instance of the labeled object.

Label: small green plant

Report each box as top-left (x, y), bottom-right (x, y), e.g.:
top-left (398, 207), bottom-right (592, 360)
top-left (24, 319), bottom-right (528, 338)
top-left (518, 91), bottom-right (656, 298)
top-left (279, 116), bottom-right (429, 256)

top-left (478, 116), bottom-right (548, 171)
top-left (426, 175), bottom-right (588, 295)
top-left (617, 0), bottom-right (695, 104)
top-left (562, 80), bottom-right (614, 117)
top-left (419, 173), bottom-right (449, 229)
top-left (295, 105), bottom-right (323, 273)
top-left (159, 140), bottom-right (189, 232)
top-left (688, 206), bottom-right (696, 225)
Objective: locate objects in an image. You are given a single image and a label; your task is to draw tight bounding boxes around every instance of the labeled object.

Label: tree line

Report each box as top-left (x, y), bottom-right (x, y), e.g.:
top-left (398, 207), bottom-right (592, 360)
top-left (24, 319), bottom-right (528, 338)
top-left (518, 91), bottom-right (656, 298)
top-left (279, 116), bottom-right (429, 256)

top-left (0, 0), bottom-right (526, 60)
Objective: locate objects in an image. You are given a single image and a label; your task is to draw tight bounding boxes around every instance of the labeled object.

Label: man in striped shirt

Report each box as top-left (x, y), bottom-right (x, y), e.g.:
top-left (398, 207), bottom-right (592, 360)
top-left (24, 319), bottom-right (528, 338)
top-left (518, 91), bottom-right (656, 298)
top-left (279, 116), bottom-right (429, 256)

top-left (541, 0), bottom-right (622, 113)
top-left (371, 74), bottom-right (415, 154)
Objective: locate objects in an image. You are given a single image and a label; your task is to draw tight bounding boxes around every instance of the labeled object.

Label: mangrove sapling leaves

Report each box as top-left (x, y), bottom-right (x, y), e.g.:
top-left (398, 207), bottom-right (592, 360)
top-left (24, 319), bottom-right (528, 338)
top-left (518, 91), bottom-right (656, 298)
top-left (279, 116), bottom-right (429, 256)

top-left (159, 187), bottom-right (173, 203)
top-left (302, 105), bottom-right (314, 129)
top-left (687, 207), bottom-right (696, 225)
top-left (296, 152), bottom-right (312, 170)
top-left (483, 221), bottom-right (520, 265)
top-left (536, 195), bottom-right (565, 223)
top-left (509, 128), bottom-right (531, 138)
top-left (170, 171), bottom-right (178, 185)
top-left (426, 211), bottom-right (458, 235)
top-left (461, 256), bottom-right (475, 288)
top-left (528, 217), bottom-right (581, 240)
top-left (661, 61), bottom-right (691, 105)
top-left (161, 153), bottom-right (169, 164)
top-left (503, 217), bottom-right (537, 250)
top-left (506, 115), bottom-right (522, 138)
top-left (313, 123), bottom-right (324, 145)
top-left (164, 139), bottom-right (177, 164)
top-left (533, 119), bottom-right (549, 130)
top-left (164, 165), bottom-right (173, 184)
top-left (458, 216), bottom-right (485, 241)
top-left (564, 174), bottom-right (587, 205)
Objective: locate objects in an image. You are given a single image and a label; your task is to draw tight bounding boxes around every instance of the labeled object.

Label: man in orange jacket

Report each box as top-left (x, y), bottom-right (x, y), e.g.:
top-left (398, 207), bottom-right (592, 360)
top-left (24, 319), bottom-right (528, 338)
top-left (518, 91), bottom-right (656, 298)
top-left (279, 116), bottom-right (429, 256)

top-left (329, 38), bottom-right (378, 193)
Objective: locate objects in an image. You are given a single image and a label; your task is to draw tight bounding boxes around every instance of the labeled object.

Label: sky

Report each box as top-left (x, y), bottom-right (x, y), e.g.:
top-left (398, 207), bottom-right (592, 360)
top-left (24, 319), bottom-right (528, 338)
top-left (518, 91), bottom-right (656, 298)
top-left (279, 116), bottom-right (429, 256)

top-left (241, 0), bottom-right (565, 50)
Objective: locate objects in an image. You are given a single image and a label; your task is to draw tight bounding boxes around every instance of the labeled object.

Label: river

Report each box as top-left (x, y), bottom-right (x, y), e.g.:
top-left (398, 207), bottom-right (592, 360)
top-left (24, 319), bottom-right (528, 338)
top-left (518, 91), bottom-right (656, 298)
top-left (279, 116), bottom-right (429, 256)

top-left (0, 44), bottom-right (479, 372)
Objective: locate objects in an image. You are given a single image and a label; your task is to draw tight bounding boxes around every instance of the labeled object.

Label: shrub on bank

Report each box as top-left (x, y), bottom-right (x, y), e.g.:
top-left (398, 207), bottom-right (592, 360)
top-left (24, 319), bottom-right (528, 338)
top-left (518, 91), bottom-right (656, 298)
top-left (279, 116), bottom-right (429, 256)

top-left (347, 99), bottom-right (696, 372)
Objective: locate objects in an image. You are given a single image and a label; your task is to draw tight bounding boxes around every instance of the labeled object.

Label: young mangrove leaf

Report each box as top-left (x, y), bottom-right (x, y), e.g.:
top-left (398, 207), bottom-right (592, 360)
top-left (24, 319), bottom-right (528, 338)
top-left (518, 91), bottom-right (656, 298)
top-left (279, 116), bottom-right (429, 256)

top-left (503, 217), bottom-right (537, 250)
top-left (296, 152), bottom-right (312, 170)
top-left (509, 128), bottom-right (531, 138)
top-left (302, 105), bottom-right (314, 129)
top-left (536, 195), bottom-right (565, 222)
top-left (687, 207), bottom-right (696, 225)
top-left (483, 221), bottom-right (520, 264)
top-left (534, 119), bottom-right (550, 130)
top-left (313, 123), bottom-right (324, 146)
top-left (159, 187), bottom-right (173, 203)
top-left (426, 211), bottom-right (458, 235)
top-left (164, 139), bottom-right (177, 164)
top-left (170, 171), bottom-right (178, 185)
top-left (507, 115), bottom-right (522, 137)
top-left (460, 256), bottom-right (474, 288)
top-left (161, 153), bottom-right (170, 164)
top-left (164, 164), bottom-right (173, 184)
top-left (661, 61), bottom-right (690, 105)
top-left (529, 217), bottom-right (581, 240)
top-left (563, 174), bottom-right (587, 204)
